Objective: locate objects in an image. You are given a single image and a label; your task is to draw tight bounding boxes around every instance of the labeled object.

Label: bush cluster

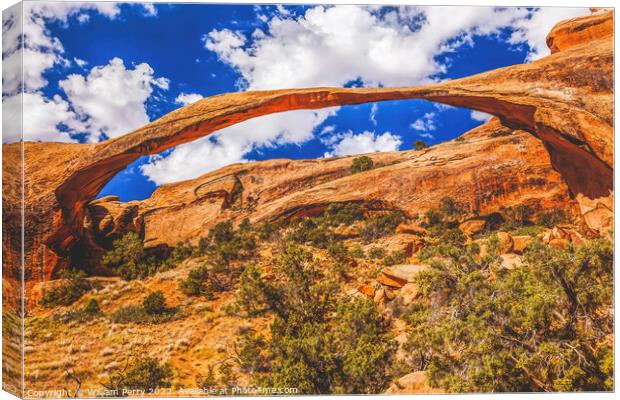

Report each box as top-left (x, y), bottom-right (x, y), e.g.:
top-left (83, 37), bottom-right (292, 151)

top-left (179, 265), bottom-right (213, 298)
top-left (110, 290), bottom-right (178, 324)
top-left (234, 243), bottom-right (396, 394)
top-left (405, 231), bottom-right (613, 392)
top-left (102, 357), bottom-right (173, 394)
top-left (53, 298), bottom-right (101, 323)
top-left (350, 156), bottom-right (374, 174)
top-left (40, 270), bottom-right (94, 308)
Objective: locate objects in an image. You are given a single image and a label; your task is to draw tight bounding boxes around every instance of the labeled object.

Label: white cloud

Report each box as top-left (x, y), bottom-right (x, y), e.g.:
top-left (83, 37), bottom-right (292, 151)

top-left (204, 6), bottom-right (531, 90)
top-left (370, 103), bottom-right (378, 126)
top-left (140, 108), bottom-right (337, 185)
top-left (59, 58), bottom-right (169, 142)
top-left (417, 132), bottom-right (435, 140)
top-left (2, 2), bottom-right (165, 143)
top-left (410, 112), bottom-right (437, 131)
top-left (470, 110), bottom-right (492, 122)
top-left (175, 92), bottom-right (203, 105)
top-left (3, 92), bottom-right (86, 143)
top-left (509, 7), bottom-right (589, 60)
top-left (324, 130), bottom-right (402, 157)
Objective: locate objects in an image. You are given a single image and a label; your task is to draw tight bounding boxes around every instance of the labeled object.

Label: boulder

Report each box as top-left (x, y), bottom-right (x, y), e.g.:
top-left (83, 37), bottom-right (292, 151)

top-left (500, 253), bottom-right (522, 270)
top-left (552, 226), bottom-right (569, 240)
top-left (511, 235), bottom-right (532, 254)
top-left (497, 232), bottom-right (514, 254)
top-left (379, 264), bottom-right (430, 289)
top-left (396, 223), bottom-right (429, 236)
top-left (459, 219), bottom-right (486, 236)
top-left (377, 274), bottom-right (407, 289)
top-left (549, 238), bottom-right (570, 250)
top-left (399, 283), bottom-right (420, 305)
top-left (357, 283), bottom-right (376, 297)
top-left (371, 234), bottom-right (424, 257)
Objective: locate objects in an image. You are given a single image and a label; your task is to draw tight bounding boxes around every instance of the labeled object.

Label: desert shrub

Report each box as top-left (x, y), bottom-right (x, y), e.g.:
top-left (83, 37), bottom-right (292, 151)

top-left (53, 298), bottom-right (101, 323)
top-left (360, 211), bottom-right (406, 243)
top-left (103, 357), bottom-right (172, 393)
top-left (348, 245), bottom-right (364, 258)
top-left (111, 291), bottom-right (177, 324)
top-left (235, 243), bottom-right (396, 393)
top-left (168, 241), bottom-right (194, 265)
top-left (537, 209), bottom-right (570, 228)
top-left (325, 203), bottom-right (365, 225)
top-left (197, 220), bottom-right (257, 290)
top-left (439, 196), bottom-right (465, 218)
top-left (366, 247), bottom-right (386, 260)
top-left (103, 232), bottom-right (144, 269)
top-left (454, 136), bottom-right (465, 142)
top-left (414, 140), bottom-right (428, 150)
top-left (509, 225), bottom-right (545, 237)
top-left (383, 250), bottom-right (407, 266)
top-left (350, 156), bottom-right (374, 173)
top-left (287, 218), bottom-right (332, 249)
top-left (103, 233), bottom-right (173, 281)
top-left (423, 209), bottom-right (444, 228)
top-left (143, 291), bottom-right (167, 315)
top-left (327, 241), bottom-right (349, 263)
top-left (500, 204), bottom-right (533, 230)
top-left (405, 232), bottom-right (613, 392)
top-left (40, 270), bottom-right (93, 308)
top-left (179, 265), bottom-right (213, 298)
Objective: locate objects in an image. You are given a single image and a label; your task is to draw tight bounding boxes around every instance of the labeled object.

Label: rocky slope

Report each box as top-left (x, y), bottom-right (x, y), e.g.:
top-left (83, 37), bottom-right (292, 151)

top-left (1, 10), bottom-right (613, 288)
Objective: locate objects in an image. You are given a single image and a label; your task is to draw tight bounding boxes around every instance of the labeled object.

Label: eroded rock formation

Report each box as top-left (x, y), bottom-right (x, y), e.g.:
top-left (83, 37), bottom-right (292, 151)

top-left (118, 119), bottom-right (573, 250)
top-left (2, 10), bottom-right (613, 283)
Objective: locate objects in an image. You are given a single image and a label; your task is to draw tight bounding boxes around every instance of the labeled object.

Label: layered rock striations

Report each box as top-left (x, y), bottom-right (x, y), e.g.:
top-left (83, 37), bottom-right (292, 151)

top-left (1, 10), bottom-right (613, 284)
top-left (117, 119), bottom-right (573, 249)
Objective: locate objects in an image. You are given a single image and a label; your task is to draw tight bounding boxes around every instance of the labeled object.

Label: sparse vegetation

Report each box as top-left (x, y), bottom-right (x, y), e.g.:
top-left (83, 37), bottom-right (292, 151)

top-left (537, 209), bottom-right (571, 228)
top-left (360, 211), bottom-right (406, 243)
top-left (234, 243), bottom-right (396, 394)
top-left (414, 140), bottom-right (428, 150)
top-left (102, 357), bottom-right (173, 394)
top-left (198, 220), bottom-right (257, 291)
top-left (110, 291), bottom-right (178, 324)
top-left (405, 230), bottom-right (613, 392)
top-left (179, 265), bottom-right (213, 298)
top-left (53, 298), bottom-right (101, 323)
top-left (40, 270), bottom-right (94, 308)
top-left (350, 156), bottom-right (374, 173)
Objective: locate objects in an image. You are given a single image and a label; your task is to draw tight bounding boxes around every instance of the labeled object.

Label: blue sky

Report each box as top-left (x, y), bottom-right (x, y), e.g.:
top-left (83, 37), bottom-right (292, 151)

top-left (2, 2), bottom-right (589, 201)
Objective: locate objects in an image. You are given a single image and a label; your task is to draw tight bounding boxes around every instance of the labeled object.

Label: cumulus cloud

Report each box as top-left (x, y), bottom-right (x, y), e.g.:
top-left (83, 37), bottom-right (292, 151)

top-left (204, 6), bottom-right (535, 90)
top-left (509, 7), bottom-right (589, 60)
top-left (410, 112), bottom-right (437, 131)
top-left (175, 92), bottom-right (204, 105)
top-left (2, 3), bottom-right (166, 143)
top-left (324, 131), bottom-right (402, 157)
top-left (2, 92), bottom-right (86, 143)
top-left (470, 110), bottom-right (492, 122)
top-left (140, 108), bottom-right (337, 185)
top-left (60, 58), bottom-right (169, 142)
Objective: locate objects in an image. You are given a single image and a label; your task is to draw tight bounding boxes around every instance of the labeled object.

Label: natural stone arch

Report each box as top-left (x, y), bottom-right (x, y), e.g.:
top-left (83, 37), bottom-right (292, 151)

top-left (6, 10), bottom-right (612, 281)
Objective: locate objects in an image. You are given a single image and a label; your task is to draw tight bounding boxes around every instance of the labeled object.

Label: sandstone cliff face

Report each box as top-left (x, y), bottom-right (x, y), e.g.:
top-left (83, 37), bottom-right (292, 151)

top-left (98, 119), bottom-right (572, 249)
top-left (2, 10), bottom-right (613, 284)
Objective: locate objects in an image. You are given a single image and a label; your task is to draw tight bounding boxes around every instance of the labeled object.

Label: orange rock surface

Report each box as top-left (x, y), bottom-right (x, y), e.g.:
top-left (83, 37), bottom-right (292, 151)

top-left (1, 10), bottom-right (613, 286)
